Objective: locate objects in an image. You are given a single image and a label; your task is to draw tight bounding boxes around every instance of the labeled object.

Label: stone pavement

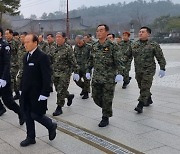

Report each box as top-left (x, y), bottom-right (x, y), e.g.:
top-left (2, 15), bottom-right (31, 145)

top-left (0, 44), bottom-right (180, 154)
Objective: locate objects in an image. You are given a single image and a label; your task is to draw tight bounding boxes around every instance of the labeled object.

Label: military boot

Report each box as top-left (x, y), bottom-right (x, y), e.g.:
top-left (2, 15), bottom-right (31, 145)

top-left (122, 77), bottom-right (132, 89)
top-left (13, 91), bottom-right (20, 100)
top-left (53, 105), bottom-right (63, 116)
top-left (148, 96), bottom-right (153, 105)
top-left (80, 90), bottom-right (84, 96)
top-left (122, 82), bottom-right (128, 89)
top-left (98, 116), bottom-right (109, 127)
top-left (144, 96), bottom-right (153, 107)
top-left (82, 92), bottom-right (89, 99)
top-left (134, 101), bottom-right (144, 113)
top-left (67, 94), bottom-right (74, 106)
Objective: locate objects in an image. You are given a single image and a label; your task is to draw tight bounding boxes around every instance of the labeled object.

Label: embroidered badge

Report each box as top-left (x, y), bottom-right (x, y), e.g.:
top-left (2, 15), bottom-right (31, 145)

top-left (5, 46), bottom-right (10, 53)
top-left (103, 47), bottom-right (109, 52)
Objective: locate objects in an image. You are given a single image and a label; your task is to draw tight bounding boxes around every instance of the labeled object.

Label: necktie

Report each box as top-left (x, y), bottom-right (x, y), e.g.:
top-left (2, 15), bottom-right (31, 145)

top-left (27, 53), bottom-right (31, 61)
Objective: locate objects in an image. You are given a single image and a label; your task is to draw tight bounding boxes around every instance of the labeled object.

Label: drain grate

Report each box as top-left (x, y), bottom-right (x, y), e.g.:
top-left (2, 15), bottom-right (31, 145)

top-left (53, 119), bottom-right (142, 154)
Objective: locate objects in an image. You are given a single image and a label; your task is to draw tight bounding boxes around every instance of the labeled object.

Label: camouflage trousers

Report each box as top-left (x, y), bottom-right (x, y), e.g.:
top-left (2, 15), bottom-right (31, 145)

top-left (123, 65), bottom-right (131, 83)
top-left (91, 81), bottom-right (115, 117)
top-left (10, 65), bottom-right (19, 93)
top-left (74, 71), bottom-right (90, 93)
top-left (53, 75), bottom-right (71, 107)
top-left (135, 71), bottom-right (155, 103)
top-left (16, 68), bottom-right (23, 91)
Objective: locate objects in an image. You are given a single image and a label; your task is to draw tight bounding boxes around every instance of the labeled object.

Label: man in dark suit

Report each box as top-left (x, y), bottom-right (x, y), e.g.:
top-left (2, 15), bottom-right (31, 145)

top-left (0, 27), bottom-right (24, 125)
top-left (20, 34), bottom-right (57, 147)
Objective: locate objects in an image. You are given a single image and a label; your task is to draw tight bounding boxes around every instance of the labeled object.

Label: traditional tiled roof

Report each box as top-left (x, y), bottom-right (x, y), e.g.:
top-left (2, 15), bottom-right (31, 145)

top-left (11, 16), bottom-right (89, 33)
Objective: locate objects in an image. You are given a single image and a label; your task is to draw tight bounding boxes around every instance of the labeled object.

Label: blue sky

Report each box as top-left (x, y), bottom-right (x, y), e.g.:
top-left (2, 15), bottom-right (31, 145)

top-left (19, 0), bottom-right (180, 18)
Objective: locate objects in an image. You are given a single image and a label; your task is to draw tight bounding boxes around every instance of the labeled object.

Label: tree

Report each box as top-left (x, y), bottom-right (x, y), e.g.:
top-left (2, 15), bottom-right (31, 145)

top-left (41, 13), bottom-right (48, 20)
top-left (151, 15), bottom-right (170, 33)
top-left (166, 17), bottom-right (180, 31)
top-left (30, 14), bottom-right (37, 20)
top-left (0, 0), bottom-right (20, 26)
top-left (48, 13), bottom-right (56, 19)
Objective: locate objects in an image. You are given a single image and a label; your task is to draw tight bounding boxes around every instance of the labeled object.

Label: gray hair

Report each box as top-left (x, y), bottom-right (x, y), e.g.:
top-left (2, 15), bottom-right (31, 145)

top-left (75, 35), bottom-right (84, 40)
top-left (56, 32), bottom-right (66, 38)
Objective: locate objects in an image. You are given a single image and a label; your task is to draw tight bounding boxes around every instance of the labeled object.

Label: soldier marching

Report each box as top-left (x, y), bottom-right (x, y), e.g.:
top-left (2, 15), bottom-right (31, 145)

top-left (0, 23), bottom-right (167, 147)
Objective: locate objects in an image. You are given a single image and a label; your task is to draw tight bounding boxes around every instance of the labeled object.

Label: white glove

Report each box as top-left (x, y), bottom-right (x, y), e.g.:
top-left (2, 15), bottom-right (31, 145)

top-left (73, 73), bottom-right (80, 81)
top-left (38, 95), bottom-right (48, 101)
top-left (115, 74), bottom-right (123, 83)
top-left (0, 79), bottom-right (7, 88)
top-left (86, 73), bottom-right (91, 80)
top-left (158, 70), bottom-right (165, 78)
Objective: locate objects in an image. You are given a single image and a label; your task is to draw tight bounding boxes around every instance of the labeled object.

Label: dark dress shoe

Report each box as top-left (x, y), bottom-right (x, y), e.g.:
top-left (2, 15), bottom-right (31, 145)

top-left (50, 86), bottom-right (53, 92)
top-left (20, 138), bottom-right (36, 147)
top-left (98, 117), bottom-right (109, 127)
top-left (13, 92), bottom-right (20, 100)
top-left (53, 106), bottom-right (63, 116)
top-left (0, 108), bottom-right (6, 116)
top-left (18, 113), bottom-right (25, 125)
top-left (19, 117), bottom-right (25, 125)
top-left (49, 122), bottom-right (57, 140)
top-left (67, 94), bottom-right (74, 106)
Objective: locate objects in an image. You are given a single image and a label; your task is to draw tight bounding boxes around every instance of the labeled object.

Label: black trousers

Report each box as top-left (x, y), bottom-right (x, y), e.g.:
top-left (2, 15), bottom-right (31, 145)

top-left (24, 103), bottom-right (53, 139)
top-left (0, 84), bottom-right (21, 115)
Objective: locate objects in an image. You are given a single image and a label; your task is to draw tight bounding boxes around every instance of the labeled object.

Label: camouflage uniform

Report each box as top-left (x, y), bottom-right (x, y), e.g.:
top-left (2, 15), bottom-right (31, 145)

top-left (74, 43), bottom-right (91, 94)
top-left (45, 41), bottom-right (56, 91)
top-left (87, 40), bottom-right (124, 117)
top-left (86, 40), bottom-right (96, 47)
top-left (119, 40), bottom-right (133, 84)
top-left (38, 40), bottom-right (48, 52)
top-left (8, 39), bottom-right (19, 93)
top-left (131, 40), bottom-right (166, 104)
top-left (17, 44), bottom-right (26, 90)
top-left (45, 41), bottom-right (56, 64)
top-left (52, 43), bottom-right (79, 107)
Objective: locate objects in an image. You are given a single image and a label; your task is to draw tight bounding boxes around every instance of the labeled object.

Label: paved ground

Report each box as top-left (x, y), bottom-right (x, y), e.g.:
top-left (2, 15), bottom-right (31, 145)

top-left (0, 44), bottom-right (180, 154)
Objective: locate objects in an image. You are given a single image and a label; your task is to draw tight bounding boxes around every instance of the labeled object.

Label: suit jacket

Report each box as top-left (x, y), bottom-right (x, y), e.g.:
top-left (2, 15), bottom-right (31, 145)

top-left (0, 38), bottom-right (11, 83)
top-left (21, 47), bottom-right (51, 115)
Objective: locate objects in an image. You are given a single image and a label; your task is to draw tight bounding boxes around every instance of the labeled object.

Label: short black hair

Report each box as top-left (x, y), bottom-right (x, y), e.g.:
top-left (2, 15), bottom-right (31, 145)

top-left (47, 33), bottom-right (54, 38)
top-left (56, 32), bottom-right (66, 38)
top-left (0, 27), bottom-right (3, 36)
top-left (88, 34), bottom-right (92, 37)
top-left (107, 33), bottom-right (115, 38)
top-left (97, 24), bottom-right (109, 32)
top-left (84, 34), bottom-right (92, 38)
top-left (21, 32), bottom-right (27, 36)
top-left (140, 26), bottom-right (151, 34)
top-left (13, 31), bottom-right (19, 36)
top-left (6, 29), bottom-right (13, 34)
